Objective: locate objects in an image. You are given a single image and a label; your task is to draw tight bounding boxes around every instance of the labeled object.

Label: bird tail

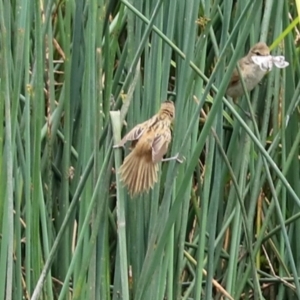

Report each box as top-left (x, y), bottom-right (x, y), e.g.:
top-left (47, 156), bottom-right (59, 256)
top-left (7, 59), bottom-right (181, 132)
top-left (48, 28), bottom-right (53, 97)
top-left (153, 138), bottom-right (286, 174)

top-left (119, 151), bottom-right (159, 196)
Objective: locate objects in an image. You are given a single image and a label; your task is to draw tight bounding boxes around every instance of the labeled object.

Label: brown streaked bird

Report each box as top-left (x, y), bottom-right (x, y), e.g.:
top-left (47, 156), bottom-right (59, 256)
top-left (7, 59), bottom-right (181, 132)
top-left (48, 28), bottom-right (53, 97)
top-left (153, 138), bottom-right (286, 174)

top-left (226, 42), bottom-right (270, 101)
top-left (114, 100), bottom-right (180, 196)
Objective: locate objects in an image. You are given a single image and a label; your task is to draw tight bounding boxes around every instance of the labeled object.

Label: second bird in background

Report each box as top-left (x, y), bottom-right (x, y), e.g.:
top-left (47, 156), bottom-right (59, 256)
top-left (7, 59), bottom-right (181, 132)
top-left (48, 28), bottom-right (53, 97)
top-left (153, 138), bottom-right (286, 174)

top-left (226, 42), bottom-right (270, 100)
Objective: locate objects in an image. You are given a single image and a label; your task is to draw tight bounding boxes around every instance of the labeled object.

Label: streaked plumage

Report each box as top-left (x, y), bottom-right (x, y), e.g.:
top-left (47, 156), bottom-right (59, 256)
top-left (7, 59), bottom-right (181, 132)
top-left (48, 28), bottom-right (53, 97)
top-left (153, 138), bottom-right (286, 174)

top-left (114, 100), bottom-right (175, 196)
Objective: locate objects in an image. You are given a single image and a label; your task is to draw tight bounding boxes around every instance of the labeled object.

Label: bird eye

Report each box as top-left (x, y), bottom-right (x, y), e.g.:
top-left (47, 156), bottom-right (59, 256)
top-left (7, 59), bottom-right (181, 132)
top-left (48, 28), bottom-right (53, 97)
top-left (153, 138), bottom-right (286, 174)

top-left (255, 51), bottom-right (261, 56)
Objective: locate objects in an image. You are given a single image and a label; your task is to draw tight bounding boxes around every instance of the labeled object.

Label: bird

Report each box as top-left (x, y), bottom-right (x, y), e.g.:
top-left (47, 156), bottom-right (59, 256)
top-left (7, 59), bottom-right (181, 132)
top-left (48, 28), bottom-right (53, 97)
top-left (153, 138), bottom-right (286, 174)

top-left (114, 100), bottom-right (181, 196)
top-left (226, 42), bottom-right (270, 100)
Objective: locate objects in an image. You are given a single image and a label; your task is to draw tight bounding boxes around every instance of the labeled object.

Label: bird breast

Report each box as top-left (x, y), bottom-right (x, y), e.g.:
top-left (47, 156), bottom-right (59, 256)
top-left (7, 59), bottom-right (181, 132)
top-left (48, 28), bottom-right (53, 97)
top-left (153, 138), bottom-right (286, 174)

top-left (243, 62), bottom-right (267, 91)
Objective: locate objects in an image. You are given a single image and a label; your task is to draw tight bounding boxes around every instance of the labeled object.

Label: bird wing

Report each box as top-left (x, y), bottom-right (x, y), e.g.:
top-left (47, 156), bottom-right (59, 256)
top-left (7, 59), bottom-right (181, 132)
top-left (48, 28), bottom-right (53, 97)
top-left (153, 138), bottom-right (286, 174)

top-left (229, 68), bottom-right (240, 86)
top-left (228, 57), bottom-right (247, 86)
top-left (116, 115), bottom-right (158, 147)
top-left (151, 128), bottom-right (171, 163)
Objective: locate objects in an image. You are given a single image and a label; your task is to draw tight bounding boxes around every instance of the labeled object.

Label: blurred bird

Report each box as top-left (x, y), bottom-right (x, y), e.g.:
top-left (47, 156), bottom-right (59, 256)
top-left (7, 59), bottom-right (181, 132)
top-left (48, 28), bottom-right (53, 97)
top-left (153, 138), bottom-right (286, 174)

top-left (226, 42), bottom-right (270, 101)
top-left (114, 100), bottom-right (181, 196)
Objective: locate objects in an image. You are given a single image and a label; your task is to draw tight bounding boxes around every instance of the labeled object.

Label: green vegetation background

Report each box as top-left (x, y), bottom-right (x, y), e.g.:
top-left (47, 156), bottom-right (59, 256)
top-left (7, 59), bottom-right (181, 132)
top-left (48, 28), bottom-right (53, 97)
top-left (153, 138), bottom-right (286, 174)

top-left (1, 0), bottom-right (300, 299)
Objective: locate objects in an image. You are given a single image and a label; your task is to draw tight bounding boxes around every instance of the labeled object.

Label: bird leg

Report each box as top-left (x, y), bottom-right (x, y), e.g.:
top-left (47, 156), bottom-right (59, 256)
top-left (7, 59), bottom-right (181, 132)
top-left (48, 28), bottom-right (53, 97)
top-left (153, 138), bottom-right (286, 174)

top-left (162, 153), bottom-right (185, 164)
top-left (235, 103), bottom-right (258, 120)
top-left (113, 144), bottom-right (125, 149)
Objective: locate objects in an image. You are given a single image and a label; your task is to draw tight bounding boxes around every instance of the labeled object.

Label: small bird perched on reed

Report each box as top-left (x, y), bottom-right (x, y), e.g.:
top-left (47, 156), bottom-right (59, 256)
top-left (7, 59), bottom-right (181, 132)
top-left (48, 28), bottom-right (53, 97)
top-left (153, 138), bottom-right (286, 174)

top-left (226, 42), bottom-right (270, 100)
top-left (114, 100), bottom-right (181, 196)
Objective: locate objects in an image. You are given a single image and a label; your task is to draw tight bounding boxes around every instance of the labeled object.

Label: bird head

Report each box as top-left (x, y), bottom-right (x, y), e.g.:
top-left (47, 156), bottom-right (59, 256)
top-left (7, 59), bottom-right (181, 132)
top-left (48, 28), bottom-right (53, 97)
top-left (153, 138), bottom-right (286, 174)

top-left (249, 42), bottom-right (270, 57)
top-left (159, 100), bottom-right (175, 122)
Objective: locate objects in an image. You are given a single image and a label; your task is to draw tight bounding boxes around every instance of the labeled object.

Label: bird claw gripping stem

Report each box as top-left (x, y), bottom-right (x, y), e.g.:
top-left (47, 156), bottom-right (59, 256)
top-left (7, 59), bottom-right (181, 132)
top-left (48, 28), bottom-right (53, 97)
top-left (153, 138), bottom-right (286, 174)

top-left (113, 143), bottom-right (125, 149)
top-left (162, 153), bottom-right (185, 164)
